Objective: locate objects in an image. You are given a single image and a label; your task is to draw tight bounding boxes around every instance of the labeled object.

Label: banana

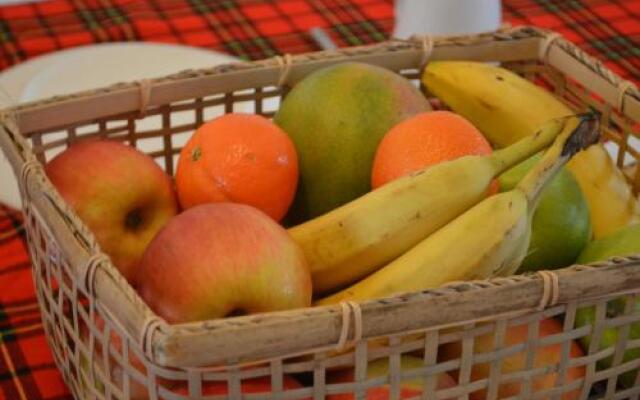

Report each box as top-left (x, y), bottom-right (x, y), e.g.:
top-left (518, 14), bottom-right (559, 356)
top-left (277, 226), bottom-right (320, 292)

top-left (289, 117), bottom-right (567, 295)
top-left (316, 114), bottom-right (599, 305)
top-left (422, 61), bottom-right (640, 238)
top-left (571, 146), bottom-right (640, 235)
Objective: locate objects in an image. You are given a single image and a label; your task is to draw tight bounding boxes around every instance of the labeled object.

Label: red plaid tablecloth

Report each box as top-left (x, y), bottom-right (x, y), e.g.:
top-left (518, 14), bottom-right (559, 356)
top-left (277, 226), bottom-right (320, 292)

top-left (0, 1), bottom-right (639, 399)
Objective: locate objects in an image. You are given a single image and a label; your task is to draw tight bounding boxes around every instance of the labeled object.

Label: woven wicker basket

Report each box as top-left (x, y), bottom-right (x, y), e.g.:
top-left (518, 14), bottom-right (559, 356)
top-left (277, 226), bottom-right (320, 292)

top-left (2, 26), bottom-right (640, 400)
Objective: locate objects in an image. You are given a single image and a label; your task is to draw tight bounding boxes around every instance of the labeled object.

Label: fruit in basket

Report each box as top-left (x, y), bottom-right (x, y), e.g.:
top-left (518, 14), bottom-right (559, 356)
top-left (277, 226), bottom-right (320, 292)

top-left (80, 348), bottom-right (152, 400)
top-left (422, 62), bottom-right (572, 149)
top-left (570, 145), bottom-right (640, 237)
top-left (327, 355), bottom-right (456, 399)
top-left (79, 315), bottom-right (161, 400)
top-left (577, 222), bottom-right (640, 264)
top-left (45, 139), bottom-right (177, 283)
top-left (173, 375), bottom-right (303, 396)
top-left (274, 62), bottom-right (431, 223)
top-left (575, 299), bottom-right (640, 389)
top-left (317, 114), bottom-right (599, 305)
top-left (291, 116), bottom-right (570, 295)
top-left (371, 110), bottom-right (495, 191)
top-left (136, 203), bottom-right (311, 323)
top-left (574, 223), bottom-right (640, 388)
top-left (499, 153), bottom-right (591, 272)
top-left (439, 318), bottom-right (585, 399)
top-left (82, 318), bottom-right (303, 398)
top-left (175, 113), bottom-right (298, 221)
top-left (422, 61), bottom-right (640, 239)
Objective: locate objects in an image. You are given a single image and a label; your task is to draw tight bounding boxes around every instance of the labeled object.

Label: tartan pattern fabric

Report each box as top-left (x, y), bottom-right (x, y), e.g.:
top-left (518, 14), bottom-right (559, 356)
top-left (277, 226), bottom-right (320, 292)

top-left (0, 205), bottom-right (68, 400)
top-left (0, 1), bottom-right (638, 398)
top-left (502, 0), bottom-right (640, 80)
top-left (0, 0), bottom-right (394, 67)
top-left (1, 0), bottom-right (639, 79)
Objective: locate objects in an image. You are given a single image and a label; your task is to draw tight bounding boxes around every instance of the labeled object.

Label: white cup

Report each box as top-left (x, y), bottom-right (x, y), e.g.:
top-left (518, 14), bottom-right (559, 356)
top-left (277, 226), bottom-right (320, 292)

top-left (393, 0), bottom-right (502, 39)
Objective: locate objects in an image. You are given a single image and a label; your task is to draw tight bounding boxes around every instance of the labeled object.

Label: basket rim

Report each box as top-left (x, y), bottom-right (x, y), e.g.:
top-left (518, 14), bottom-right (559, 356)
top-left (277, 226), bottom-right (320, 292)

top-left (5, 26), bottom-right (546, 115)
top-left (1, 25), bottom-right (640, 368)
top-left (2, 25), bottom-right (639, 135)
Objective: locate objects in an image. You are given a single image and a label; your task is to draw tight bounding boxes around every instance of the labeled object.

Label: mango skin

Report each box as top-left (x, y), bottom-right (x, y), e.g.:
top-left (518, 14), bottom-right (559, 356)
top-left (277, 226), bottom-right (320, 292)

top-left (275, 62), bottom-right (430, 223)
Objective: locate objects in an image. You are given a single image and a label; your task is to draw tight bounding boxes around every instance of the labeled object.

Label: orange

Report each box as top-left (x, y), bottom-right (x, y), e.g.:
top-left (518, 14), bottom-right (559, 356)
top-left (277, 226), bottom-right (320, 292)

top-left (175, 113), bottom-right (298, 221)
top-left (371, 111), bottom-right (494, 189)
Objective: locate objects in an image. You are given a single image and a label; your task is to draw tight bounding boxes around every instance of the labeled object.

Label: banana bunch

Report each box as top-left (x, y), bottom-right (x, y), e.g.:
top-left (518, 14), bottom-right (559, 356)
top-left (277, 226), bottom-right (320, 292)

top-left (317, 114), bottom-right (599, 305)
top-left (422, 61), bottom-right (640, 239)
top-left (289, 117), bottom-right (568, 294)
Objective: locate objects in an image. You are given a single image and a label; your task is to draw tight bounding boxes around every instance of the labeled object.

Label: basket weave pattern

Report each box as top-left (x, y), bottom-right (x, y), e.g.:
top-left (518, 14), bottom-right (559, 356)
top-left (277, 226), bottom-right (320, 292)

top-left (2, 26), bottom-right (640, 399)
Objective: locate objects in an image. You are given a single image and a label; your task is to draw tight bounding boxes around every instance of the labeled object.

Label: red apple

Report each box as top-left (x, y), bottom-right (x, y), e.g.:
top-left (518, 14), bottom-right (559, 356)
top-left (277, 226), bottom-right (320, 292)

top-left (439, 318), bottom-right (585, 399)
top-left (328, 355), bottom-right (456, 399)
top-left (45, 140), bottom-right (178, 283)
top-left (136, 203), bottom-right (312, 323)
top-left (174, 375), bottom-right (304, 397)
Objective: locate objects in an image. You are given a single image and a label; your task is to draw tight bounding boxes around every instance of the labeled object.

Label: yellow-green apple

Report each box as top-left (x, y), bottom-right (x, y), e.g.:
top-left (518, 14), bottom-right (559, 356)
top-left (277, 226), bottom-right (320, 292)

top-left (173, 375), bottom-right (304, 397)
top-left (45, 140), bottom-right (177, 283)
top-left (440, 318), bottom-right (584, 399)
top-left (574, 223), bottom-right (640, 388)
top-left (136, 203), bottom-right (312, 323)
top-left (327, 355), bottom-right (456, 399)
top-left (576, 299), bottom-right (640, 389)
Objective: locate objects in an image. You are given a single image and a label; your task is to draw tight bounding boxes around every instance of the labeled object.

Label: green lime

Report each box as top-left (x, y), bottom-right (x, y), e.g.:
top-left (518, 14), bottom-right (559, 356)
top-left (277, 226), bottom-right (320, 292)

top-left (499, 153), bottom-right (591, 272)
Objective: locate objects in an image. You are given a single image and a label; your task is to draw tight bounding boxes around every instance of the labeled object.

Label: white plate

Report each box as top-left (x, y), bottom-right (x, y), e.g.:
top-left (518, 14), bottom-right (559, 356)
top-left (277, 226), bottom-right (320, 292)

top-left (0, 43), bottom-right (245, 208)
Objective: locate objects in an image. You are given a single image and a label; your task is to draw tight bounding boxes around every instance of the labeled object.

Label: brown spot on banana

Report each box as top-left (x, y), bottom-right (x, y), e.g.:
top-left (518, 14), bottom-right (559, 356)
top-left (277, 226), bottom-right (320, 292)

top-left (561, 113), bottom-right (600, 157)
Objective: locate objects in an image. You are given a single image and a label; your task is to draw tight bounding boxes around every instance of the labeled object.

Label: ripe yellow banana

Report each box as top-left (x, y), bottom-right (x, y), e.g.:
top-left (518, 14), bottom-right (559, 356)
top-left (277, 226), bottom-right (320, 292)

top-left (290, 117), bottom-right (567, 294)
top-left (422, 61), bottom-right (640, 238)
top-left (316, 114), bottom-right (599, 305)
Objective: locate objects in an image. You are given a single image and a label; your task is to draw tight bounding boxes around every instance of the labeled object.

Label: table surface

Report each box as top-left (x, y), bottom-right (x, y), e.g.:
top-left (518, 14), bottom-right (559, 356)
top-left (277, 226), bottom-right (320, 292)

top-left (0, 1), bottom-right (639, 399)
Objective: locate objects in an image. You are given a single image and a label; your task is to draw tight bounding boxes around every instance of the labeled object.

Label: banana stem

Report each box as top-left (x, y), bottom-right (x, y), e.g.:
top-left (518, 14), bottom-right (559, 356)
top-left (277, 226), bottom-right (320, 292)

top-left (517, 113), bottom-right (600, 207)
top-left (488, 117), bottom-right (567, 175)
